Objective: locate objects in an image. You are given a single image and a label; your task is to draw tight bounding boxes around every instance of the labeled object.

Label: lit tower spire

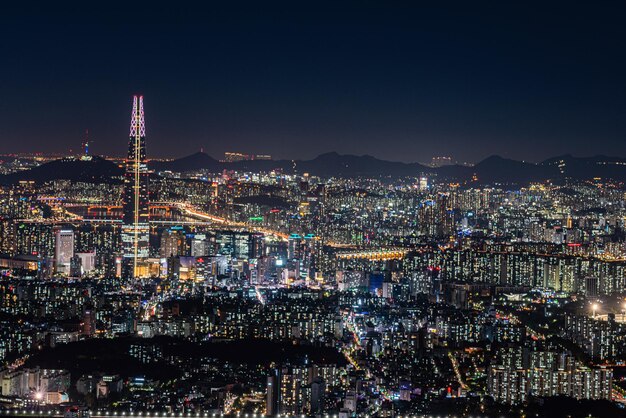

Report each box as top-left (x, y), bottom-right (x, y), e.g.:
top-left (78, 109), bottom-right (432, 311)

top-left (82, 129), bottom-right (90, 157)
top-left (122, 95), bottom-right (149, 278)
top-left (129, 95), bottom-right (146, 138)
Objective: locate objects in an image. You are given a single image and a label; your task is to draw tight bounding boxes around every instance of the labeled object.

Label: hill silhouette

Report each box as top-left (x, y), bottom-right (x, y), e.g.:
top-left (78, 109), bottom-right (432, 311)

top-left (6, 152), bottom-right (626, 185)
top-left (0, 156), bottom-right (123, 185)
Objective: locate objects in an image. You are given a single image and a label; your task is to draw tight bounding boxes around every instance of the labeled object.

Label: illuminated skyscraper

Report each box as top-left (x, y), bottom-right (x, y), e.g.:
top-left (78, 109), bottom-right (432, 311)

top-left (121, 95), bottom-right (149, 277)
top-left (159, 228), bottom-right (185, 258)
top-left (54, 227), bottom-right (74, 275)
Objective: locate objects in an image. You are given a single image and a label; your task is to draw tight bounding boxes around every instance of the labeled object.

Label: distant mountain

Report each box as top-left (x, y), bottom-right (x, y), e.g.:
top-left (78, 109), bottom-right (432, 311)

top-left (296, 152), bottom-right (429, 177)
top-left (0, 156), bottom-right (124, 185)
top-left (150, 151), bottom-right (220, 172)
top-left (541, 154), bottom-right (626, 181)
top-left (148, 151), bottom-right (626, 184)
top-left (5, 152), bottom-right (626, 186)
top-left (471, 155), bottom-right (557, 184)
top-left (152, 151), bottom-right (295, 173)
top-left (225, 158), bottom-right (293, 173)
top-left (151, 151), bottom-right (430, 178)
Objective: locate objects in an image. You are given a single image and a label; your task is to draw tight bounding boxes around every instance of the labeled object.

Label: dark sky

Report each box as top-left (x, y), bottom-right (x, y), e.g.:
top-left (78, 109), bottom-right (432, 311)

top-left (0, 2), bottom-right (625, 163)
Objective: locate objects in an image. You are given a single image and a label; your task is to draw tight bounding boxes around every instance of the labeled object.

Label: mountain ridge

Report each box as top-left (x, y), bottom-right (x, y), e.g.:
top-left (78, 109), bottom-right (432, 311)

top-left (5, 152), bottom-right (626, 185)
top-left (0, 156), bottom-right (124, 185)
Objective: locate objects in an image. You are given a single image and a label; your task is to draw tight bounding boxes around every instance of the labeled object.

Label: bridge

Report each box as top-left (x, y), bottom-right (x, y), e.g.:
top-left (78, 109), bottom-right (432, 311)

top-left (24, 200), bottom-right (367, 249)
top-left (169, 202), bottom-right (290, 241)
top-left (335, 248), bottom-right (409, 261)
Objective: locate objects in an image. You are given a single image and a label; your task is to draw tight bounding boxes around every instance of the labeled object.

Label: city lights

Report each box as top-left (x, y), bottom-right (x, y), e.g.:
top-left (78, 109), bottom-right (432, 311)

top-left (0, 6), bottom-right (625, 416)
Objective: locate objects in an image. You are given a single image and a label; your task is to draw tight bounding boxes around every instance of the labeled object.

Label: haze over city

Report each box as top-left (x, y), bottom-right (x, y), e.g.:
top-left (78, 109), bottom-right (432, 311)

top-left (1, 2), bottom-right (625, 162)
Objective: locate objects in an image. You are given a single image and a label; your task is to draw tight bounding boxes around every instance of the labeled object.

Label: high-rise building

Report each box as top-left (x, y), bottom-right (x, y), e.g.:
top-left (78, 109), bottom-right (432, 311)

top-left (82, 308), bottom-right (97, 336)
top-left (190, 233), bottom-right (208, 257)
top-left (266, 373), bottom-right (279, 416)
top-left (310, 377), bottom-right (325, 414)
top-left (418, 176), bottom-right (428, 191)
top-left (215, 231), bottom-right (261, 260)
top-left (121, 95), bottom-right (150, 277)
top-left (54, 227), bottom-right (74, 275)
top-left (75, 251), bottom-right (97, 275)
top-left (160, 229), bottom-right (185, 258)
top-left (487, 351), bottom-right (613, 405)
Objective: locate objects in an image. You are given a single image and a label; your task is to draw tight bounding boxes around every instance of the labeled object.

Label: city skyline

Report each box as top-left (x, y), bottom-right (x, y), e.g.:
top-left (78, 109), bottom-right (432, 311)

top-left (1, 3), bottom-right (625, 162)
top-left (3, 4), bottom-right (626, 418)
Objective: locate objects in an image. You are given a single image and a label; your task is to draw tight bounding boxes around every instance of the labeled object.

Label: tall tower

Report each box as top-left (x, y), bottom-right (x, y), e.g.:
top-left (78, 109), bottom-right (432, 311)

top-left (121, 95), bottom-right (150, 278)
top-left (82, 129), bottom-right (90, 157)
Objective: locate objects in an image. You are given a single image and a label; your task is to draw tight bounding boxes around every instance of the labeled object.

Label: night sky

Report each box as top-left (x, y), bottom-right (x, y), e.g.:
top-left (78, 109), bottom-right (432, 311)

top-left (0, 3), bottom-right (625, 163)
